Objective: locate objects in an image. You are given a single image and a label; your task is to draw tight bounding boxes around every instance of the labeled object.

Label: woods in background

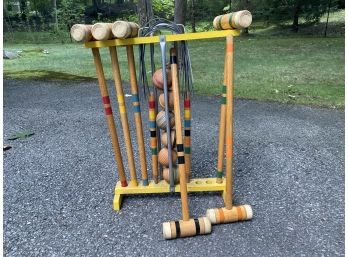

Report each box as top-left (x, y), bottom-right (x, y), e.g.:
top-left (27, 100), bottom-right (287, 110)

top-left (3, 0), bottom-right (345, 34)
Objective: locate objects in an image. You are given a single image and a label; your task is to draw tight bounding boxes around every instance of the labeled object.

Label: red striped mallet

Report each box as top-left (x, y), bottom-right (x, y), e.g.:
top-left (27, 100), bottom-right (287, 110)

top-left (91, 48), bottom-right (128, 187)
top-left (162, 47), bottom-right (212, 239)
top-left (206, 35), bottom-right (252, 224)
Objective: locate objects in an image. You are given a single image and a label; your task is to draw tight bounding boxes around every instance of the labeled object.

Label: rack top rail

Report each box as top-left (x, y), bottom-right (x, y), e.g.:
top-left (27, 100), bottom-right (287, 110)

top-left (84, 29), bottom-right (240, 48)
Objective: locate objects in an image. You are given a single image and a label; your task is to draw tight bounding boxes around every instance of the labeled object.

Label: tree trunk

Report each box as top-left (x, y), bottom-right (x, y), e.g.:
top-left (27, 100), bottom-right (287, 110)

top-left (292, 4), bottom-right (300, 33)
top-left (53, 0), bottom-right (58, 31)
top-left (191, 0), bottom-right (196, 32)
top-left (138, 0), bottom-right (153, 26)
top-left (324, 0), bottom-right (332, 37)
top-left (174, 0), bottom-right (187, 25)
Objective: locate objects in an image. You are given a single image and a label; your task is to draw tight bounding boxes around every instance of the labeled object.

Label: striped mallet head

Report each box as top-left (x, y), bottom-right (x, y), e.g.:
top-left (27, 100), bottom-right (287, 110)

top-left (206, 205), bottom-right (253, 224)
top-left (163, 217), bottom-right (212, 239)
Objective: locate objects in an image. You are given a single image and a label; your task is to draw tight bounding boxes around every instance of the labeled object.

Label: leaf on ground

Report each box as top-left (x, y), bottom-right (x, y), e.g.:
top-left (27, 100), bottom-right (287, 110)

top-left (3, 145), bottom-right (12, 151)
top-left (8, 131), bottom-right (35, 140)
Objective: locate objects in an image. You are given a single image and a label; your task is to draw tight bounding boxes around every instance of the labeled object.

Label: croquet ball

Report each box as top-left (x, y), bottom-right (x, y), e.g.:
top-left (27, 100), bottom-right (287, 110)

top-left (152, 68), bottom-right (172, 90)
top-left (163, 167), bottom-right (179, 184)
top-left (159, 92), bottom-right (174, 110)
top-left (156, 110), bottom-right (175, 130)
top-left (158, 148), bottom-right (177, 167)
top-left (161, 130), bottom-right (176, 148)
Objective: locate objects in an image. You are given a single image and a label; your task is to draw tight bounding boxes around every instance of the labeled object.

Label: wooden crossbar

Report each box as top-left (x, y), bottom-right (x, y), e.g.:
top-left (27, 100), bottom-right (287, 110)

top-left (84, 30), bottom-right (240, 48)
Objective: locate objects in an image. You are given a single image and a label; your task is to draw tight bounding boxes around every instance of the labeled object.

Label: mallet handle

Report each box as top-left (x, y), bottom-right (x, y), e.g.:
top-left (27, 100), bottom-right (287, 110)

top-left (91, 48), bottom-right (127, 187)
top-left (216, 49), bottom-right (228, 183)
top-left (126, 45), bottom-right (149, 186)
top-left (224, 35), bottom-right (234, 210)
top-left (149, 92), bottom-right (159, 183)
top-left (184, 95), bottom-right (191, 179)
top-left (109, 46), bottom-right (138, 187)
top-left (171, 47), bottom-right (190, 221)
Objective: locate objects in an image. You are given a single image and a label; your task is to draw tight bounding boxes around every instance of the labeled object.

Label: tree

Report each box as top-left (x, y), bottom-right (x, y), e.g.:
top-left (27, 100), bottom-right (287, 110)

top-left (174, 0), bottom-right (187, 24)
top-left (262, 0), bottom-right (340, 32)
top-left (138, 0), bottom-right (153, 26)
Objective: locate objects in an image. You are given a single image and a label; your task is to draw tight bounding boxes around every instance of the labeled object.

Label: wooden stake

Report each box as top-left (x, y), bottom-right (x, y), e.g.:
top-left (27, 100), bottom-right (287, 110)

top-left (184, 95), bottom-right (191, 179)
top-left (224, 35), bottom-right (234, 210)
top-left (126, 45), bottom-right (149, 186)
top-left (148, 92), bottom-right (159, 183)
top-left (109, 46), bottom-right (138, 187)
top-left (91, 48), bottom-right (127, 187)
top-left (216, 49), bottom-right (227, 183)
top-left (170, 47), bottom-right (190, 221)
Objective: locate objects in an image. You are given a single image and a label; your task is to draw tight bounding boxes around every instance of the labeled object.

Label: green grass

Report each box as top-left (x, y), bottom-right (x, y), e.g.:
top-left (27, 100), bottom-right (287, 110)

top-left (4, 36), bottom-right (344, 109)
top-left (4, 9), bottom-right (344, 108)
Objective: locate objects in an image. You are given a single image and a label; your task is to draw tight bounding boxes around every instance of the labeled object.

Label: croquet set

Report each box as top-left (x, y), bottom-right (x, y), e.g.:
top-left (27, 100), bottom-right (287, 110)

top-left (71, 10), bottom-right (253, 239)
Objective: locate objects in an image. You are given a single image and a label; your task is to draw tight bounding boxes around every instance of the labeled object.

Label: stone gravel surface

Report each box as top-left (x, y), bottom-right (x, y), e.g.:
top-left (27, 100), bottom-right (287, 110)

top-left (3, 79), bottom-right (344, 257)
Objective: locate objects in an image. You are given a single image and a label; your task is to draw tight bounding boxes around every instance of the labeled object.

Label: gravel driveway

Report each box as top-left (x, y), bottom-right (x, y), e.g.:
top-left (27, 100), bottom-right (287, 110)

top-left (3, 79), bottom-right (344, 256)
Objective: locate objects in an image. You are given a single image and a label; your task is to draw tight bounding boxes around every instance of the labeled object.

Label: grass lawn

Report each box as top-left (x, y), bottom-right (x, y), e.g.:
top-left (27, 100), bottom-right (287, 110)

top-left (4, 35), bottom-right (344, 109)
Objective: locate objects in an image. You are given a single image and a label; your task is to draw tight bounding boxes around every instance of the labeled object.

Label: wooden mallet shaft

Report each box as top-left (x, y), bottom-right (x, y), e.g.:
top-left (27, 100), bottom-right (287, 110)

top-left (91, 48), bottom-right (127, 187)
top-left (216, 48), bottom-right (228, 183)
top-left (126, 45), bottom-right (149, 186)
top-left (109, 46), bottom-right (138, 187)
top-left (169, 47), bottom-right (190, 221)
top-left (224, 35), bottom-right (234, 210)
top-left (184, 95), bottom-right (191, 179)
top-left (148, 92), bottom-right (159, 183)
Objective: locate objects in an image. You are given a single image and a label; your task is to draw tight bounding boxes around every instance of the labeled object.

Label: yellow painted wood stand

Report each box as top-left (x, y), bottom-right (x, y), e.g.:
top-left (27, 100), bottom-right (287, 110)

top-left (84, 30), bottom-right (240, 211)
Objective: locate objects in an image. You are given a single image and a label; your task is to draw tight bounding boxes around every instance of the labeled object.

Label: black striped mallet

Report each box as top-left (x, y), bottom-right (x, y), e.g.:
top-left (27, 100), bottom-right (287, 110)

top-left (162, 47), bottom-right (212, 239)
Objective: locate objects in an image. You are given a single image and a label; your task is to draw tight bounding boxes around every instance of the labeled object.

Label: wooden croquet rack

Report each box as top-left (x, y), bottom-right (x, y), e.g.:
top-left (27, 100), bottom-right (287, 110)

top-left (84, 29), bottom-right (240, 211)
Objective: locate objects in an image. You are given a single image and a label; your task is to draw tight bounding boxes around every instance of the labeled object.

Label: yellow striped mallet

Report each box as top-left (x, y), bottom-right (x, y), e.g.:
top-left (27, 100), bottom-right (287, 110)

top-left (126, 45), bottom-right (149, 186)
top-left (206, 35), bottom-right (253, 224)
top-left (108, 46), bottom-right (138, 187)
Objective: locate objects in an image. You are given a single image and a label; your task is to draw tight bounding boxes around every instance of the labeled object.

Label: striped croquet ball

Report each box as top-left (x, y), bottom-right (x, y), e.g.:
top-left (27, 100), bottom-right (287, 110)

top-left (158, 148), bottom-right (177, 167)
top-left (161, 130), bottom-right (176, 148)
top-left (156, 110), bottom-right (175, 130)
top-left (163, 167), bottom-right (180, 184)
top-left (152, 68), bottom-right (172, 90)
top-left (159, 92), bottom-right (174, 110)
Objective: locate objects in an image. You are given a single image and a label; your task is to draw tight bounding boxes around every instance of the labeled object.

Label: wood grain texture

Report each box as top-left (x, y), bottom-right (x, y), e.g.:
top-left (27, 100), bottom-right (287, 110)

top-left (109, 46), bottom-right (138, 186)
top-left (126, 45), bottom-right (148, 186)
top-left (224, 35), bottom-right (234, 210)
top-left (170, 47), bottom-right (190, 221)
top-left (91, 48), bottom-right (127, 187)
